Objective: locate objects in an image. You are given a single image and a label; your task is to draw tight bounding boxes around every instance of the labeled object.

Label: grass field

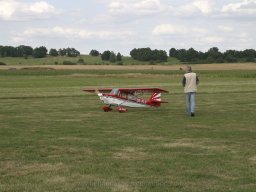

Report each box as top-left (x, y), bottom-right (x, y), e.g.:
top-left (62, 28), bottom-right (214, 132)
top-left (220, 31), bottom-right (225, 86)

top-left (0, 67), bottom-right (256, 192)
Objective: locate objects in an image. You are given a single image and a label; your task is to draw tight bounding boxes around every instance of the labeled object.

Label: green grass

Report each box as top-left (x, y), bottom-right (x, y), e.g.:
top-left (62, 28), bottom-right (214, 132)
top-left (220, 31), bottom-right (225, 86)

top-left (0, 55), bottom-right (181, 65)
top-left (0, 69), bottom-right (256, 192)
top-left (0, 55), bottom-right (105, 65)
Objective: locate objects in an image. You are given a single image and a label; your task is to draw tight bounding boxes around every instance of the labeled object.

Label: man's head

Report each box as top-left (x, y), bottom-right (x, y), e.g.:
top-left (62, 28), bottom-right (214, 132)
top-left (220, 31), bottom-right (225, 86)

top-left (186, 65), bottom-right (192, 72)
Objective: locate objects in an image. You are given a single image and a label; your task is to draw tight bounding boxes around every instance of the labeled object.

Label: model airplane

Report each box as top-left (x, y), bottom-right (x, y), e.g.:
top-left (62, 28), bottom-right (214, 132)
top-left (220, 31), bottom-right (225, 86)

top-left (83, 87), bottom-right (168, 112)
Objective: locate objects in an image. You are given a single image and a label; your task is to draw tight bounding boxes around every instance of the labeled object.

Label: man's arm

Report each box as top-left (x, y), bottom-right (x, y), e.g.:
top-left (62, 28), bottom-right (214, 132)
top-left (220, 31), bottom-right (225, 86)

top-left (196, 76), bottom-right (199, 85)
top-left (182, 76), bottom-right (186, 87)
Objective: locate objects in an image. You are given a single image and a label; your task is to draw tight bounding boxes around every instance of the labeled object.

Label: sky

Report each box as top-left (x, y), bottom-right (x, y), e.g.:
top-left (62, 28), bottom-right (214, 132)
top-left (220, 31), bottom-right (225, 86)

top-left (0, 0), bottom-right (256, 55)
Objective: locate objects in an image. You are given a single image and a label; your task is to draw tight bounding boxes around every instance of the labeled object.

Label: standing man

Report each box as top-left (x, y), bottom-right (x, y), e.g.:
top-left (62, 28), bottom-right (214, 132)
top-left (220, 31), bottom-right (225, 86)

top-left (182, 66), bottom-right (199, 117)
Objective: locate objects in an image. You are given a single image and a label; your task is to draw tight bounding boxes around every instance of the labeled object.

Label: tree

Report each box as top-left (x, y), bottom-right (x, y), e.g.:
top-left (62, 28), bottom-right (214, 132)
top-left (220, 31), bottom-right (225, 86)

top-left (66, 48), bottom-right (80, 57)
top-left (224, 54), bottom-right (237, 62)
top-left (0, 46), bottom-right (2, 57)
top-left (186, 48), bottom-right (199, 62)
top-left (242, 49), bottom-right (256, 62)
top-left (49, 48), bottom-right (58, 56)
top-left (130, 48), bottom-right (138, 60)
top-left (159, 50), bottom-right (168, 62)
top-left (58, 48), bottom-right (67, 56)
top-left (116, 52), bottom-right (122, 61)
top-left (109, 52), bottom-right (116, 63)
top-left (58, 48), bottom-right (80, 57)
top-left (206, 47), bottom-right (222, 59)
top-left (176, 49), bottom-right (187, 62)
top-left (33, 46), bottom-right (47, 58)
top-left (204, 47), bottom-right (222, 63)
top-left (130, 48), bottom-right (167, 62)
top-left (169, 48), bottom-right (178, 57)
top-left (0, 46), bottom-right (17, 57)
top-left (90, 49), bottom-right (100, 56)
top-left (16, 45), bottom-right (33, 57)
top-left (101, 50), bottom-right (111, 61)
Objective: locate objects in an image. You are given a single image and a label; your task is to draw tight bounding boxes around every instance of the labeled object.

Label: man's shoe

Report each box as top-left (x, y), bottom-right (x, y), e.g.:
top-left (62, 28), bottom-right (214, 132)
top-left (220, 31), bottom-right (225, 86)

top-left (191, 113), bottom-right (195, 117)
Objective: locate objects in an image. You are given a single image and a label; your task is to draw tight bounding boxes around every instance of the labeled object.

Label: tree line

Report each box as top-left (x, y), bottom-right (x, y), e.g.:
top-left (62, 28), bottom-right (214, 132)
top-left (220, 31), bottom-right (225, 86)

top-left (169, 47), bottom-right (256, 63)
top-left (1, 44), bottom-right (255, 64)
top-left (89, 48), bottom-right (167, 63)
top-left (0, 45), bottom-right (80, 58)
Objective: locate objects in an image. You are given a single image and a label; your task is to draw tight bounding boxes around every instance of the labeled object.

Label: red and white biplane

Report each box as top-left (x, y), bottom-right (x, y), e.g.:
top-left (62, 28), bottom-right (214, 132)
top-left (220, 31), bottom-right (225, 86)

top-left (83, 88), bottom-right (168, 112)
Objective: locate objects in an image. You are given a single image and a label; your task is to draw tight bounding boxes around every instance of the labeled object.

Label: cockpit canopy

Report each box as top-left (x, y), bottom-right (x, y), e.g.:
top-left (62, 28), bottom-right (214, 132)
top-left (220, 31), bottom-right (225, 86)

top-left (110, 88), bottom-right (119, 95)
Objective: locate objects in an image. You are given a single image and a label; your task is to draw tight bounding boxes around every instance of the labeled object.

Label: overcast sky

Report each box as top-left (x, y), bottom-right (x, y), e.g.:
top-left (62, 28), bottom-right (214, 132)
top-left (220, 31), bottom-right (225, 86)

top-left (0, 0), bottom-right (255, 55)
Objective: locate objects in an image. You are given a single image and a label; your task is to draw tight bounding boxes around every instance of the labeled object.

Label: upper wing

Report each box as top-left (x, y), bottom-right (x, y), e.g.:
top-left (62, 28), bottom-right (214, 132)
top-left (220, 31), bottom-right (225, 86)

top-left (83, 88), bottom-right (169, 94)
top-left (119, 88), bottom-right (169, 94)
top-left (83, 88), bottom-right (112, 93)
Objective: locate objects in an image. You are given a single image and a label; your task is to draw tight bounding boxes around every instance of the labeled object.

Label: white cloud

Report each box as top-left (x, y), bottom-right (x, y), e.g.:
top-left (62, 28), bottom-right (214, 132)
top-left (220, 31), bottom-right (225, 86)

top-left (200, 36), bottom-right (224, 43)
top-left (218, 25), bottom-right (234, 32)
top-left (193, 0), bottom-right (213, 14)
top-left (23, 1), bottom-right (55, 14)
top-left (16, 26), bottom-right (135, 41)
top-left (222, 0), bottom-right (256, 14)
top-left (192, 27), bottom-right (208, 34)
top-left (152, 24), bottom-right (187, 35)
top-left (0, 0), bottom-right (19, 19)
top-left (152, 24), bottom-right (207, 35)
top-left (0, 0), bottom-right (57, 20)
top-left (181, 0), bottom-right (214, 15)
top-left (108, 0), bottom-right (165, 16)
top-left (239, 32), bottom-right (249, 38)
top-left (11, 36), bottom-right (25, 43)
top-left (24, 28), bottom-right (47, 36)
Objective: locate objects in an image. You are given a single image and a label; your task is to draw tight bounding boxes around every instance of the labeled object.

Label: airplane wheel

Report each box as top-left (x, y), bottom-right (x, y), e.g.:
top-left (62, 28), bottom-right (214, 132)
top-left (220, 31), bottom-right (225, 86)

top-left (102, 106), bottom-right (112, 112)
top-left (116, 107), bottom-right (127, 113)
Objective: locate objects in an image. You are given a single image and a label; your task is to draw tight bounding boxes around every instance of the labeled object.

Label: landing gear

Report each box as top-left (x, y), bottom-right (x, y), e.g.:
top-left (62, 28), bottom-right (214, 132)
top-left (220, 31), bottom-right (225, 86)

top-left (102, 105), bottom-right (127, 113)
top-left (116, 106), bottom-right (127, 113)
top-left (102, 106), bottom-right (112, 112)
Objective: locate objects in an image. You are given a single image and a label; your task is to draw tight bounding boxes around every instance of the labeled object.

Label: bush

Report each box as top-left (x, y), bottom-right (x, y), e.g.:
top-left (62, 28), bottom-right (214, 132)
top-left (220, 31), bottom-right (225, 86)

top-left (109, 52), bottom-right (116, 63)
top-left (215, 57), bottom-right (224, 63)
top-left (63, 60), bottom-right (76, 65)
top-left (54, 61), bottom-right (58, 65)
top-left (0, 62), bottom-right (6, 65)
top-left (77, 58), bottom-right (85, 64)
top-left (149, 60), bottom-right (156, 65)
top-left (245, 57), bottom-right (255, 62)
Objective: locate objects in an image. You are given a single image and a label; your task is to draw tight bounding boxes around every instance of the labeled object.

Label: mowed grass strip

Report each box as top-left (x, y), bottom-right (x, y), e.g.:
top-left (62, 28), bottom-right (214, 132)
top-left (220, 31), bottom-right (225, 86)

top-left (0, 69), bottom-right (256, 192)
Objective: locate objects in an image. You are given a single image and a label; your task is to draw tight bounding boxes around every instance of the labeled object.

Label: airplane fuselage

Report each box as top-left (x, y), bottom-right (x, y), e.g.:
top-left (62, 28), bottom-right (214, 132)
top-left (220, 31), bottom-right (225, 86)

top-left (98, 93), bottom-right (149, 108)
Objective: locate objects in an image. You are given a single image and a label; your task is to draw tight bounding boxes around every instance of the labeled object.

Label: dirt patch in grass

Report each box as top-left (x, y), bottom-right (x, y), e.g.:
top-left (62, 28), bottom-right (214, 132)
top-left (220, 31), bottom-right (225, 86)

top-left (46, 175), bottom-right (67, 184)
top-left (21, 67), bottom-right (55, 70)
top-left (136, 136), bottom-right (165, 141)
top-left (113, 147), bottom-right (149, 161)
top-left (45, 145), bottom-right (93, 158)
top-left (112, 182), bottom-right (135, 192)
top-left (249, 156), bottom-right (256, 163)
top-left (20, 162), bottom-right (64, 174)
top-left (1, 161), bottom-right (65, 176)
top-left (162, 139), bottom-right (228, 151)
top-left (57, 136), bottom-right (90, 141)
top-left (186, 124), bottom-right (212, 129)
top-left (1, 63), bottom-right (256, 71)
